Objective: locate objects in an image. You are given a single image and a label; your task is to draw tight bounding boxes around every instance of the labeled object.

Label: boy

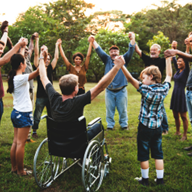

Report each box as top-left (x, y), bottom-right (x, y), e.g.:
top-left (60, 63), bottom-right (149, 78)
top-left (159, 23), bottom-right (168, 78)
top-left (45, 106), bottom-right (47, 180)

top-left (121, 57), bottom-right (172, 186)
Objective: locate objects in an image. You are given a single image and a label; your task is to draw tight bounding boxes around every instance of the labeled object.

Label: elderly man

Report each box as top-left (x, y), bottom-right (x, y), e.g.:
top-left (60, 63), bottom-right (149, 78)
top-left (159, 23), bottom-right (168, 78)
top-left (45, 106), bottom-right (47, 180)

top-left (89, 32), bottom-right (135, 131)
top-left (135, 43), bottom-right (169, 135)
top-left (38, 46), bottom-right (125, 139)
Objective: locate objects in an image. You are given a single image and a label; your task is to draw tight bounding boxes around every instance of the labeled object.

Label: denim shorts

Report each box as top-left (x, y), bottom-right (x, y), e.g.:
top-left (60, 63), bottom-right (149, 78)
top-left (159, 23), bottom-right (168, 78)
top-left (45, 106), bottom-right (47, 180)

top-left (137, 122), bottom-right (163, 161)
top-left (11, 109), bottom-right (33, 128)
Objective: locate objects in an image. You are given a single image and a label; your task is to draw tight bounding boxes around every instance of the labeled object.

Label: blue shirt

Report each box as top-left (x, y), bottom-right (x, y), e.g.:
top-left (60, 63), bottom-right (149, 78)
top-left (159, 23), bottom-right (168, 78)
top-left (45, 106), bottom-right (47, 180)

top-left (95, 43), bottom-right (135, 89)
top-left (137, 82), bottom-right (171, 129)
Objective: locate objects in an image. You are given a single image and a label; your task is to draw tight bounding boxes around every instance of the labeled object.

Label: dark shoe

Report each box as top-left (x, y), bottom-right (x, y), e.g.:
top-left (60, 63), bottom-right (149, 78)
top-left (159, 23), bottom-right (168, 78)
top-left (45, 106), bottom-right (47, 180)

top-left (122, 126), bottom-right (129, 130)
top-left (32, 133), bottom-right (39, 138)
top-left (155, 178), bottom-right (164, 185)
top-left (1, 20), bottom-right (8, 33)
top-left (135, 177), bottom-right (149, 186)
top-left (7, 36), bottom-right (13, 50)
top-left (184, 145), bottom-right (192, 151)
top-left (187, 152), bottom-right (192, 156)
top-left (107, 127), bottom-right (113, 131)
top-left (26, 139), bottom-right (36, 143)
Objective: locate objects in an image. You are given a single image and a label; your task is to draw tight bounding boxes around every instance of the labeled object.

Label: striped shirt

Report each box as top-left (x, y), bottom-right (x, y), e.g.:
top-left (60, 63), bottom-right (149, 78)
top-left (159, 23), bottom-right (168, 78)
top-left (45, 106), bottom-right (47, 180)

top-left (137, 82), bottom-right (171, 129)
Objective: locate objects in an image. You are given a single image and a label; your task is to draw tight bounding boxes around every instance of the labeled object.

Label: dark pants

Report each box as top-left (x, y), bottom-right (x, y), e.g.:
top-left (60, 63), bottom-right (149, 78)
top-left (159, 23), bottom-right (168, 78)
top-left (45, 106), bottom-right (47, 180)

top-left (87, 123), bottom-right (102, 141)
top-left (0, 98), bottom-right (3, 122)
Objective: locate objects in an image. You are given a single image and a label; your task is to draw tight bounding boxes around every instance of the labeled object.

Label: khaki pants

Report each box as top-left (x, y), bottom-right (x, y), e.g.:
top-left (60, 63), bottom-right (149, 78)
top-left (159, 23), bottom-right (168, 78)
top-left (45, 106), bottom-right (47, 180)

top-left (27, 91), bottom-right (34, 140)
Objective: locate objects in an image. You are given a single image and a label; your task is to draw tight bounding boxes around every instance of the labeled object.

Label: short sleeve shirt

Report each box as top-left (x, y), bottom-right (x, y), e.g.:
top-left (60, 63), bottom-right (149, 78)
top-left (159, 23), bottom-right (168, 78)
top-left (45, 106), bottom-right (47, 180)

top-left (67, 64), bottom-right (87, 88)
top-left (0, 68), bottom-right (4, 99)
top-left (45, 83), bottom-right (91, 122)
top-left (137, 81), bottom-right (171, 129)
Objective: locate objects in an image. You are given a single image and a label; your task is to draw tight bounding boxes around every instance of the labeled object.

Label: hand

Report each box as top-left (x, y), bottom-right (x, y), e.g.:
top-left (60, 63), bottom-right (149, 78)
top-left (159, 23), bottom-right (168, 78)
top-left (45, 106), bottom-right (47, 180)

top-left (41, 45), bottom-right (48, 52)
top-left (19, 37), bottom-right (28, 47)
top-left (164, 49), bottom-right (177, 58)
top-left (88, 35), bottom-right (95, 43)
top-left (128, 32), bottom-right (135, 41)
top-left (114, 55), bottom-right (125, 68)
top-left (32, 32), bottom-right (39, 40)
top-left (56, 38), bottom-right (62, 46)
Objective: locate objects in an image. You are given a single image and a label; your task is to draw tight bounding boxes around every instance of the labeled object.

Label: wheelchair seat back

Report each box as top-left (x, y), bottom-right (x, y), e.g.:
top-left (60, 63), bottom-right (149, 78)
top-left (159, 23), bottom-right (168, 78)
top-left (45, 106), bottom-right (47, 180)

top-left (47, 117), bottom-right (88, 158)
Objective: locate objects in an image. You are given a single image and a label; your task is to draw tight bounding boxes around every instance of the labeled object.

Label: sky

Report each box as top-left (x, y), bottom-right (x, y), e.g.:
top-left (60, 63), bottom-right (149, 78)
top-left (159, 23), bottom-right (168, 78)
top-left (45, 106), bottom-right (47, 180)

top-left (0, 0), bottom-right (191, 25)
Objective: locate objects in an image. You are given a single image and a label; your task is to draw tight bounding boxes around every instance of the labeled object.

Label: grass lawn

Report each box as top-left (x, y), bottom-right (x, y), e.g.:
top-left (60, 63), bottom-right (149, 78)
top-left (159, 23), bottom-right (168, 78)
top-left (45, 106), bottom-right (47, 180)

top-left (1, 80), bottom-right (192, 192)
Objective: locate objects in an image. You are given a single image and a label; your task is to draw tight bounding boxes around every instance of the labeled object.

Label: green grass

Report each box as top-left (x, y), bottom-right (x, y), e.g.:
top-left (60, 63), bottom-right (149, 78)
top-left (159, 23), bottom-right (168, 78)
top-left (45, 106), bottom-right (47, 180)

top-left (1, 80), bottom-right (192, 192)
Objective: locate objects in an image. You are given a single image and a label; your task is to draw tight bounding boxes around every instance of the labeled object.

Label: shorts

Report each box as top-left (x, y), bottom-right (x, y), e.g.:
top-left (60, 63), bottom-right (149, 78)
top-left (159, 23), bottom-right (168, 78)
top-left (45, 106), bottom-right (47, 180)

top-left (11, 109), bottom-right (33, 128)
top-left (137, 122), bottom-right (163, 161)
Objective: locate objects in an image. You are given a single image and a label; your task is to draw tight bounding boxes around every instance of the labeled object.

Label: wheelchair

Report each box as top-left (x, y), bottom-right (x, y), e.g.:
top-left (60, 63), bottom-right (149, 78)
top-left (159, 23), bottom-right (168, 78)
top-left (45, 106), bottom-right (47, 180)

top-left (33, 115), bottom-right (112, 192)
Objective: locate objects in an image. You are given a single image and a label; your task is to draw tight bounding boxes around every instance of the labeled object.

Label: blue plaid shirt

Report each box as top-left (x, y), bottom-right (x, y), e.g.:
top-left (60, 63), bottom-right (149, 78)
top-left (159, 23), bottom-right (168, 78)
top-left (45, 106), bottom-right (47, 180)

top-left (137, 82), bottom-right (171, 129)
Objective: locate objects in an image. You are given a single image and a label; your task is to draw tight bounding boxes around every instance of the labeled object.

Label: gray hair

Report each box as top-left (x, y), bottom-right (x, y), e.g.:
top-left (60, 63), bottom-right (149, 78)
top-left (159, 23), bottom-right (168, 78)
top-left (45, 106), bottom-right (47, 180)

top-left (151, 44), bottom-right (161, 51)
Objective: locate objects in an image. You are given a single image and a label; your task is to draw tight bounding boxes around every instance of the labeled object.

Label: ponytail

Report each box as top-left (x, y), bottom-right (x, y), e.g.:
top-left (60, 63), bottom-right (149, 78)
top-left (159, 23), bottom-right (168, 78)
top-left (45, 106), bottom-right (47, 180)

top-left (7, 54), bottom-right (25, 94)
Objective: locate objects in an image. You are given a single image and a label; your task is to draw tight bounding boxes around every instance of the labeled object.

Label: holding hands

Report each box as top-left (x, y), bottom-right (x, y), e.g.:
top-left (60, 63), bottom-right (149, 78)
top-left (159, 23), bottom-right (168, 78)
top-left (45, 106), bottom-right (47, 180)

top-left (128, 32), bottom-right (135, 45)
top-left (19, 37), bottom-right (28, 48)
top-left (114, 55), bottom-right (125, 69)
top-left (32, 32), bottom-right (39, 40)
top-left (88, 35), bottom-right (95, 43)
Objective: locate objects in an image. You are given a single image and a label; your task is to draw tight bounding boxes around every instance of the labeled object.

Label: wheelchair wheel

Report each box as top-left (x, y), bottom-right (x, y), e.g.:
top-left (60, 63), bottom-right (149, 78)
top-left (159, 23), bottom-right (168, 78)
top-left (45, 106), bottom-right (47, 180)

top-left (82, 140), bottom-right (105, 192)
top-left (33, 138), bottom-right (59, 188)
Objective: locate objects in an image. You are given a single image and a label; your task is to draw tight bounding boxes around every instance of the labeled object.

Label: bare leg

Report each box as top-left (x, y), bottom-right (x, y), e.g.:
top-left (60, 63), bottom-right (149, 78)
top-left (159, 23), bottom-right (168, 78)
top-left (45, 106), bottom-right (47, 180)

top-left (16, 127), bottom-right (30, 175)
top-left (173, 110), bottom-right (181, 135)
top-left (10, 128), bottom-right (18, 172)
top-left (155, 159), bottom-right (164, 170)
top-left (140, 161), bottom-right (149, 169)
top-left (180, 112), bottom-right (188, 141)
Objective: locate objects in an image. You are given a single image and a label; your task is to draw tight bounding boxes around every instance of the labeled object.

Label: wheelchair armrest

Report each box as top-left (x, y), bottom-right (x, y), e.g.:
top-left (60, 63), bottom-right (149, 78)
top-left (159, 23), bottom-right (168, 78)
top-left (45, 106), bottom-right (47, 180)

top-left (87, 117), bottom-right (101, 127)
top-left (41, 115), bottom-right (48, 120)
top-left (78, 116), bottom-right (85, 121)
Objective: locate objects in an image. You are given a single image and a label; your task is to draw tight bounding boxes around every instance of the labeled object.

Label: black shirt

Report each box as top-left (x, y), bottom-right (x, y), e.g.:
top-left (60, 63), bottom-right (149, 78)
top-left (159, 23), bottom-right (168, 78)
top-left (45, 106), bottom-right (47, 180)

top-left (45, 83), bottom-right (91, 122)
top-left (142, 52), bottom-right (166, 77)
top-left (36, 65), bottom-right (53, 98)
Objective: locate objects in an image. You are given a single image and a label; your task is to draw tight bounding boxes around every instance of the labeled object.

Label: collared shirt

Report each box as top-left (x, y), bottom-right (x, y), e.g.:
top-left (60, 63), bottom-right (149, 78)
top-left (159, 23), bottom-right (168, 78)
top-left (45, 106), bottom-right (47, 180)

top-left (95, 43), bottom-right (135, 89)
top-left (137, 82), bottom-right (171, 129)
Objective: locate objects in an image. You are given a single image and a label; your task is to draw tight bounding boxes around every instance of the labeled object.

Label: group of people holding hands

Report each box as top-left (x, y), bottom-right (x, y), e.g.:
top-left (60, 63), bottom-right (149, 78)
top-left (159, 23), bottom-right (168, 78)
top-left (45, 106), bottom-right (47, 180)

top-left (0, 20), bottom-right (192, 187)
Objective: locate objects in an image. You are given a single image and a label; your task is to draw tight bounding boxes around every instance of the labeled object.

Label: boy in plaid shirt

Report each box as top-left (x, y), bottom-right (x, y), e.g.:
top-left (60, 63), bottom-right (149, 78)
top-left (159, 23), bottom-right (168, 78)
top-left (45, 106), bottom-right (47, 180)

top-left (121, 57), bottom-right (172, 186)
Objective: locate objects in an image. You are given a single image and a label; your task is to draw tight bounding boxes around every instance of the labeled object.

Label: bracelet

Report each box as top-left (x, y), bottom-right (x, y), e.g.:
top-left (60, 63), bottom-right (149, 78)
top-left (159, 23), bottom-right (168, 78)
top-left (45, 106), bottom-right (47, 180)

top-left (39, 57), bottom-right (44, 61)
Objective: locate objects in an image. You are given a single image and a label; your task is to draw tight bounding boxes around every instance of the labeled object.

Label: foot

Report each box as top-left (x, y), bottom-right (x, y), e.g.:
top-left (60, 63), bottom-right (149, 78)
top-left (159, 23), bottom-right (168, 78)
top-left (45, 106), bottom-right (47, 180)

top-left (187, 152), bottom-right (192, 156)
top-left (155, 178), bottom-right (165, 185)
top-left (184, 145), bottom-right (192, 151)
top-left (17, 170), bottom-right (32, 176)
top-left (180, 136), bottom-right (187, 141)
top-left (135, 177), bottom-right (149, 186)
top-left (122, 126), bottom-right (129, 130)
top-left (174, 132), bottom-right (182, 136)
top-left (26, 139), bottom-right (36, 143)
top-left (107, 127), bottom-right (113, 131)
top-left (162, 130), bottom-right (168, 135)
top-left (32, 133), bottom-right (38, 138)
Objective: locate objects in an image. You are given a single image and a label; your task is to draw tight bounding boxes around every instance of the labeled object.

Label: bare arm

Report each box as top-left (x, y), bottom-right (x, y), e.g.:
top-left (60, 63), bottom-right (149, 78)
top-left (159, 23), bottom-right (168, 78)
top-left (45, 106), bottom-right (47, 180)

top-left (34, 37), bottom-right (39, 68)
top-left (84, 41), bottom-right (93, 69)
top-left (135, 44), bottom-right (142, 57)
top-left (164, 57), bottom-right (172, 83)
top-left (58, 40), bottom-right (71, 68)
top-left (0, 38), bottom-right (27, 66)
top-left (28, 68), bottom-right (39, 81)
top-left (90, 56), bottom-right (125, 100)
top-left (121, 66), bottom-right (139, 89)
top-left (51, 39), bottom-right (59, 70)
top-left (28, 38), bottom-right (34, 58)
top-left (88, 35), bottom-right (99, 49)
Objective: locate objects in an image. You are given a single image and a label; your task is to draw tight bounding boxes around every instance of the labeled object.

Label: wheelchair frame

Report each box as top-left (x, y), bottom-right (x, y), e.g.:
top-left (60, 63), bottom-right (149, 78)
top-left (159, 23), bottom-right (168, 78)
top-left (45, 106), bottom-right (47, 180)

top-left (33, 115), bottom-right (112, 192)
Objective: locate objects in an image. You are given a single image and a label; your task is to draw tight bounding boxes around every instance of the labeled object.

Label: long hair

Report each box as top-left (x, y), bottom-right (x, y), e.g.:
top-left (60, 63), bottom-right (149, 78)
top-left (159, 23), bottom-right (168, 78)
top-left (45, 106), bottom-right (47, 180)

top-left (7, 54), bottom-right (24, 93)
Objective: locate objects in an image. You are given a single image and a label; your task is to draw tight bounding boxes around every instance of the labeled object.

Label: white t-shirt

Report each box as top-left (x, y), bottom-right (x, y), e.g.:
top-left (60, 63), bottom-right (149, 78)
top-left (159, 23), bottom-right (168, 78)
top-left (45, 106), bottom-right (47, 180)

top-left (13, 74), bottom-right (32, 112)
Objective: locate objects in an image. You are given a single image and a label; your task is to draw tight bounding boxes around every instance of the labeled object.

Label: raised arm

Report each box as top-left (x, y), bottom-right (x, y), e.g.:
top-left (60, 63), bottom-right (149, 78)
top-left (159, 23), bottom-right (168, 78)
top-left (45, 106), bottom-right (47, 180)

top-left (51, 39), bottom-right (59, 70)
top-left (164, 49), bottom-right (192, 62)
top-left (34, 36), bottom-right (39, 68)
top-left (0, 38), bottom-right (28, 66)
top-left (84, 38), bottom-right (93, 69)
top-left (89, 35), bottom-right (99, 49)
top-left (164, 57), bottom-right (172, 83)
top-left (28, 68), bottom-right (39, 81)
top-left (121, 66), bottom-right (139, 89)
top-left (135, 44), bottom-right (142, 57)
top-left (184, 38), bottom-right (190, 53)
top-left (90, 56), bottom-right (125, 100)
top-left (58, 40), bottom-right (71, 68)
top-left (28, 32), bottom-right (37, 58)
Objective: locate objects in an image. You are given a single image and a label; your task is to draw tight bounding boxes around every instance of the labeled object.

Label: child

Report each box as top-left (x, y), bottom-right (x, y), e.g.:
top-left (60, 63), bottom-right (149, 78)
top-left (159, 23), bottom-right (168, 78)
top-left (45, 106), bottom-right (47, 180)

top-left (121, 57), bottom-right (172, 186)
top-left (7, 52), bottom-right (39, 176)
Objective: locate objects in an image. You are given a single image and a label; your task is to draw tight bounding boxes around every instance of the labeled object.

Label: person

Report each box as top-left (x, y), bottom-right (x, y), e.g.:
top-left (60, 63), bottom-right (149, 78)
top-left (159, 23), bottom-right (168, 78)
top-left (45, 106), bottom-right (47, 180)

top-left (121, 57), bottom-right (172, 186)
top-left (7, 50), bottom-right (39, 176)
top-left (32, 38), bottom-right (59, 138)
top-left (19, 32), bottom-right (38, 143)
top-left (135, 43), bottom-right (169, 135)
top-left (38, 45), bottom-right (125, 139)
top-left (170, 53), bottom-right (189, 141)
top-left (58, 38), bottom-right (93, 95)
top-left (89, 32), bottom-right (135, 130)
top-left (171, 40), bottom-right (178, 50)
top-left (0, 24), bottom-right (28, 122)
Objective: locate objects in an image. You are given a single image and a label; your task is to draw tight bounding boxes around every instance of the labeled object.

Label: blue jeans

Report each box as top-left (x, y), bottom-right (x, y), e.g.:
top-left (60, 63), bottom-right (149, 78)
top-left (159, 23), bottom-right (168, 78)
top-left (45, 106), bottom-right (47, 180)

top-left (105, 87), bottom-right (128, 128)
top-left (87, 124), bottom-right (102, 141)
top-left (186, 90), bottom-right (192, 126)
top-left (0, 98), bottom-right (3, 122)
top-left (161, 103), bottom-right (169, 132)
top-left (32, 97), bottom-right (51, 130)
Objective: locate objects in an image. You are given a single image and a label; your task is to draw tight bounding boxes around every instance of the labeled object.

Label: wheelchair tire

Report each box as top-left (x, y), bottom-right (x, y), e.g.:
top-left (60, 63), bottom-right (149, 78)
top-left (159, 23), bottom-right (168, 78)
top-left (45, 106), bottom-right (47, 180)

top-left (82, 140), bottom-right (105, 192)
top-left (33, 138), bottom-right (59, 188)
